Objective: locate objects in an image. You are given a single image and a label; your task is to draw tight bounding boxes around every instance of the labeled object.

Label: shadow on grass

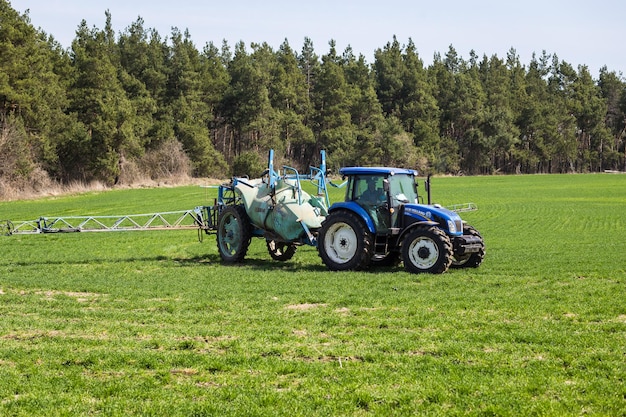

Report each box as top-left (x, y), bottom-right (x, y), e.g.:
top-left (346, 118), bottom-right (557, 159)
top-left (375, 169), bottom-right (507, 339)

top-left (2, 253), bottom-right (326, 272)
top-left (172, 253), bottom-right (331, 272)
top-left (175, 254), bottom-right (406, 276)
top-left (2, 256), bottom-right (173, 267)
top-left (4, 253), bottom-right (403, 275)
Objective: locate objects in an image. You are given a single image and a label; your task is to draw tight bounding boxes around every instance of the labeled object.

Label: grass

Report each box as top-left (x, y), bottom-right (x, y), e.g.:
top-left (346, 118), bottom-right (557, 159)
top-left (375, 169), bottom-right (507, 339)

top-left (1, 174), bottom-right (625, 416)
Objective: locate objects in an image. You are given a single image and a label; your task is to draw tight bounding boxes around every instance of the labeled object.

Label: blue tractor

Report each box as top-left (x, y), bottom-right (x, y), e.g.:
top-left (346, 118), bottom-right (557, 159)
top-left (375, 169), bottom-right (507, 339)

top-left (317, 167), bottom-right (485, 274)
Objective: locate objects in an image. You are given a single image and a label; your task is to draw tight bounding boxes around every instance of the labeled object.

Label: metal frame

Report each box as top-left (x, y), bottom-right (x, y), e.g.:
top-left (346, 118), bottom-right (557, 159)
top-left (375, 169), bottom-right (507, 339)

top-left (4, 207), bottom-right (217, 235)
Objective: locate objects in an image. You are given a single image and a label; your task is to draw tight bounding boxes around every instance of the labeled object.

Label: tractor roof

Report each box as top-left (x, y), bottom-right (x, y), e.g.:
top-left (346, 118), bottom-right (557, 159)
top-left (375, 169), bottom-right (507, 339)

top-left (339, 167), bottom-right (418, 177)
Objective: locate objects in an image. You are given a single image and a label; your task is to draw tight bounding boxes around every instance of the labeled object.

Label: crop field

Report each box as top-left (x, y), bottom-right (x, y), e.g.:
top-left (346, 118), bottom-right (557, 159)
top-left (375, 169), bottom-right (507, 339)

top-left (1, 174), bottom-right (625, 416)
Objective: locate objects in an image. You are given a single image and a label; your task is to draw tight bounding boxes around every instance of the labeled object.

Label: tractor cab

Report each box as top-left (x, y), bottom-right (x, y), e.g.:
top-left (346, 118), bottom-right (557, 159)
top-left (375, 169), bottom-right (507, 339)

top-left (343, 167), bottom-right (418, 234)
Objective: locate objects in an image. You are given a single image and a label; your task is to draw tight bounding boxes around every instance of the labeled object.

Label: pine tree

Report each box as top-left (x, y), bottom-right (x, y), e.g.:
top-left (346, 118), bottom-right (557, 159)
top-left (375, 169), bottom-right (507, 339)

top-left (373, 36), bottom-right (404, 118)
top-left (166, 28), bottom-right (226, 177)
top-left (297, 37), bottom-right (319, 104)
top-left (0, 1), bottom-right (69, 181)
top-left (220, 41), bottom-right (273, 162)
top-left (546, 57), bottom-right (578, 172)
top-left (478, 54), bottom-right (520, 173)
top-left (272, 39), bottom-right (313, 166)
top-left (65, 12), bottom-right (135, 184)
top-left (431, 48), bottom-right (486, 174)
top-left (570, 65), bottom-right (611, 172)
top-left (247, 42), bottom-right (280, 154)
top-left (311, 41), bottom-right (356, 169)
top-left (200, 41), bottom-right (231, 163)
top-left (118, 17), bottom-right (159, 149)
top-left (517, 53), bottom-right (553, 173)
top-left (399, 40), bottom-right (441, 169)
top-left (342, 46), bottom-right (385, 165)
top-left (598, 67), bottom-right (626, 170)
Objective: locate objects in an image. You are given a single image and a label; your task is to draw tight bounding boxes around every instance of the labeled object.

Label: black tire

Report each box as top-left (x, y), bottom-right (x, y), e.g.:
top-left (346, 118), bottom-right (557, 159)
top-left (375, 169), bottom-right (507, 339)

top-left (266, 239), bottom-right (297, 261)
top-left (451, 225), bottom-right (485, 268)
top-left (402, 225), bottom-right (453, 274)
top-left (318, 211), bottom-right (373, 271)
top-left (217, 206), bottom-right (252, 262)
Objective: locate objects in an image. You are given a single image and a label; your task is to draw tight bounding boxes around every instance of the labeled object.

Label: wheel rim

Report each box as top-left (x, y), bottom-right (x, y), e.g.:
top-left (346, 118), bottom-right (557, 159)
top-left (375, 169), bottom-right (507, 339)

top-left (323, 222), bottom-right (358, 264)
top-left (219, 212), bottom-right (241, 256)
top-left (407, 236), bottom-right (439, 269)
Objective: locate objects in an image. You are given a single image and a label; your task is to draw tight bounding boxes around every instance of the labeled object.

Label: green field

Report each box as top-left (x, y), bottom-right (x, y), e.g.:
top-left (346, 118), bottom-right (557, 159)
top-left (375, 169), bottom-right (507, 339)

top-left (1, 174), bottom-right (625, 416)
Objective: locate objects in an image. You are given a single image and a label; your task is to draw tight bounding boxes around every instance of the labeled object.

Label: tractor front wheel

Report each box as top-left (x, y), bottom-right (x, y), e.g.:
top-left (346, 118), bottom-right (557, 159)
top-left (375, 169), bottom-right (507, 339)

top-left (318, 211), bottom-right (373, 271)
top-left (402, 226), bottom-right (453, 274)
top-left (267, 239), bottom-right (297, 261)
top-left (217, 206), bottom-right (252, 262)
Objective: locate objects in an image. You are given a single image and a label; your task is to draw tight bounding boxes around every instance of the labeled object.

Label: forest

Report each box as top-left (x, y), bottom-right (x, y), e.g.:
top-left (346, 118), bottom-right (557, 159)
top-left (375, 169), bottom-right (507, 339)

top-left (1, 0), bottom-right (626, 197)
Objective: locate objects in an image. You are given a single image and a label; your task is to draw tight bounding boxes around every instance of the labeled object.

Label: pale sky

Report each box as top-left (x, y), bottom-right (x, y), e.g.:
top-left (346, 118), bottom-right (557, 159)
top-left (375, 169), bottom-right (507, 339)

top-left (15, 0), bottom-right (626, 76)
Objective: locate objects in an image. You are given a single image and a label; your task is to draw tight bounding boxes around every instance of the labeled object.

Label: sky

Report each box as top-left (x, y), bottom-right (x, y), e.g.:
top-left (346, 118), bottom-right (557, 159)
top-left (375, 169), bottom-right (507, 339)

top-left (15, 0), bottom-right (626, 76)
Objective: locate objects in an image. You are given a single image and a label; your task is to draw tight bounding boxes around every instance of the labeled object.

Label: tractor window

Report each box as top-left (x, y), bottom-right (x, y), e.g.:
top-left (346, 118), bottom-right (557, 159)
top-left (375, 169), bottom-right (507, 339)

top-left (389, 174), bottom-right (418, 206)
top-left (354, 176), bottom-right (385, 203)
top-left (351, 175), bottom-right (389, 232)
top-left (344, 176), bottom-right (353, 202)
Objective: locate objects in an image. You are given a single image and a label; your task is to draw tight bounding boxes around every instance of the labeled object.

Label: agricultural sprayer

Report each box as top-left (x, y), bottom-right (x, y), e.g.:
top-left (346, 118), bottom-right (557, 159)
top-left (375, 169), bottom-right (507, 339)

top-left (2, 150), bottom-right (484, 274)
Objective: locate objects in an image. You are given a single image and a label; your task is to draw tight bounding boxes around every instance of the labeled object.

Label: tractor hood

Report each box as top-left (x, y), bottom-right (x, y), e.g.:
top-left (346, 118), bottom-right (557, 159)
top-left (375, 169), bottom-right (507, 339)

top-left (403, 203), bottom-right (464, 236)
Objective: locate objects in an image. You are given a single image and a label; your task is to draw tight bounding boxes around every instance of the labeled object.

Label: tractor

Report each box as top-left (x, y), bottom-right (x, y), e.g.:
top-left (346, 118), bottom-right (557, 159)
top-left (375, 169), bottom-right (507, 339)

top-left (317, 167), bottom-right (485, 274)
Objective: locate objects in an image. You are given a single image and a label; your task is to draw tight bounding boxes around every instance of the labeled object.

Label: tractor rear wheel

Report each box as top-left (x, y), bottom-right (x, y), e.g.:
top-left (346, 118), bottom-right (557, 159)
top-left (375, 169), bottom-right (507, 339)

top-left (217, 206), bottom-right (252, 262)
top-left (318, 211), bottom-right (373, 271)
top-left (402, 226), bottom-right (453, 274)
top-left (451, 225), bottom-right (485, 268)
top-left (267, 239), bottom-right (297, 261)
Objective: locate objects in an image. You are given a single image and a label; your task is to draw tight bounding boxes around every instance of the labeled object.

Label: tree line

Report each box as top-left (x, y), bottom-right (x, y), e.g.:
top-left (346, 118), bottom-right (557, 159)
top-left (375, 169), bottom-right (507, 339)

top-left (2, 1), bottom-right (626, 192)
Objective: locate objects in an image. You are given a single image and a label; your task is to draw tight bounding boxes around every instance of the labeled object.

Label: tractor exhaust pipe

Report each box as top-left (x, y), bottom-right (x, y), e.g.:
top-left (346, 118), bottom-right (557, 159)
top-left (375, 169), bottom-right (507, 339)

top-left (426, 174), bottom-right (432, 205)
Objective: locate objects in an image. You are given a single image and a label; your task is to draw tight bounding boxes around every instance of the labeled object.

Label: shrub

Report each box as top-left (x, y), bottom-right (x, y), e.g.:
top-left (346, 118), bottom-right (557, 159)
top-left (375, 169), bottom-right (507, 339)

top-left (138, 140), bottom-right (193, 181)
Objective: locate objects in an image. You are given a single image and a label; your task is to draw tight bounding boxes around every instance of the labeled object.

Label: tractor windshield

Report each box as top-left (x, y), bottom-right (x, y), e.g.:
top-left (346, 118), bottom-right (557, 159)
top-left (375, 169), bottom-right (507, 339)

top-left (389, 174), bottom-right (418, 206)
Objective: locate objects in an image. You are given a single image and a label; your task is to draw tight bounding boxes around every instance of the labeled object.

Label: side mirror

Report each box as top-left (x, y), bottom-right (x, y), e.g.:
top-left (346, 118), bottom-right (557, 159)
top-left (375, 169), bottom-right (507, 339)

top-left (383, 179), bottom-right (390, 192)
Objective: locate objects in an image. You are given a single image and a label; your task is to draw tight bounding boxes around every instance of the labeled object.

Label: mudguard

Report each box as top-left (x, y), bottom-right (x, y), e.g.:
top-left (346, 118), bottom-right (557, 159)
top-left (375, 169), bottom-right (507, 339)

top-left (328, 201), bottom-right (377, 234)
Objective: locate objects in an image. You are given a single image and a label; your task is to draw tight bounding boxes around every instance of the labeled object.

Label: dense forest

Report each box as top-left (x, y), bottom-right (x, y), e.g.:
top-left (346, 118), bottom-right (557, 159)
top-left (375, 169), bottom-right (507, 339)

top-left (1, 1), bottom-right (625, 196)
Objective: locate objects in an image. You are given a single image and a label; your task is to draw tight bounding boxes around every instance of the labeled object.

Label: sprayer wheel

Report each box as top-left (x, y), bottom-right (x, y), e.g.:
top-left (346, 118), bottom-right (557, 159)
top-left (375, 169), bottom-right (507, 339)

top-left (267, 239), bottom-right (297, 261)
top-left (217, 205), bottom-right (252, 263)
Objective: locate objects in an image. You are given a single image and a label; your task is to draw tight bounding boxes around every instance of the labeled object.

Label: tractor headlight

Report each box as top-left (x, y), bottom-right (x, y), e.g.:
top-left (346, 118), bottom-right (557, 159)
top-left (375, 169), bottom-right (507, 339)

top-left (447, 219), bottom-right (457, 234)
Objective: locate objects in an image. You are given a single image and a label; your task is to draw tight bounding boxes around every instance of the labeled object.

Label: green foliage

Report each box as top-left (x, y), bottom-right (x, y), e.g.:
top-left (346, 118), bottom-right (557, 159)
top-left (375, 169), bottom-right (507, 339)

top-left (1, 175), bottom-right (625, 415)
top-left (0, 115), bottom-right (41, 190)
top-left (231, 150), bottom-right (264, 177)
top-left (66, 15), bottom-right (135, 184)
top-left (0, 2), bottom-right (69, 177)
top-left (272, 40), bottom-right (314, 163)
top-left (1, 0), bottom-right (626, 191)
